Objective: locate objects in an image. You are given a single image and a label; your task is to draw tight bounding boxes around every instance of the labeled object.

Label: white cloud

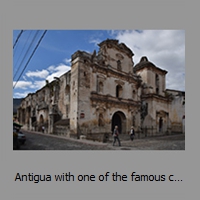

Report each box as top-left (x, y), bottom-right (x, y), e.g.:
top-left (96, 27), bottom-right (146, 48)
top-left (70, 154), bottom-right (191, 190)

top-left (64, 58), bottom-right (71, 64)
top-left (47, 65), bottom-right (56, 72)
top-left (13, 81), bottom-right (47, 98)
top-left (89, 39), bottom-right (101, 47)
top-left (45, 64), bottom-right (71, 83)
top-left (26, 69), bottom-right (49, 79)
top-left (13, 64), bottom-right (71, 95)
top-left (13, 80), bottom-right (33, 89)
top-left (55, 64), bottom-right (70, 72)
top-left (112, 30), bottom-right (185, 91)
top-left (30, 80), bottom-right (46, 90)
top-left (13, 91), bottom-right (32, 98)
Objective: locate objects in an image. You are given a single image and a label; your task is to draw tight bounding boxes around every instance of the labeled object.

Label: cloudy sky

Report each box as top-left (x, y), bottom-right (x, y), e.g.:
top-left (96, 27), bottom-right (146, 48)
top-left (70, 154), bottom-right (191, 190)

top-left (13, 30), bottom-right (185, 98)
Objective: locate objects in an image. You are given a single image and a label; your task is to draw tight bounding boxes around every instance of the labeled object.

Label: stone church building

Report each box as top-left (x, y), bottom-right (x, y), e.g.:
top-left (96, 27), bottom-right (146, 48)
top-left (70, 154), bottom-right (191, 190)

top-left (17, 39), bottom-right (185, 141)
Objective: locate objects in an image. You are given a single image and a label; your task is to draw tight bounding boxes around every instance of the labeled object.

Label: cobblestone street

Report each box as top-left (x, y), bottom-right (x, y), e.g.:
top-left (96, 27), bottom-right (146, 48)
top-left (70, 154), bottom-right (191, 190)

top-left (120, 134), bottom-right (185, 150)
top-left (16, 129), bottom-right (185, 150)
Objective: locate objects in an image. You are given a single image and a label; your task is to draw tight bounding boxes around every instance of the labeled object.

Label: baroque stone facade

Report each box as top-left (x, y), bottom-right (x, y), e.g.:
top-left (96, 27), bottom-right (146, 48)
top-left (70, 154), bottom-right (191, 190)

top-left (17, 39), bottom-right (185, 141)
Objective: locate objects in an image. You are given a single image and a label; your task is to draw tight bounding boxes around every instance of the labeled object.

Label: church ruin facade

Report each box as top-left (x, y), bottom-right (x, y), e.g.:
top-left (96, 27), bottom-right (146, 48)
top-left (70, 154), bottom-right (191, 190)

top-left (17, 39), bottom-right (185, 141)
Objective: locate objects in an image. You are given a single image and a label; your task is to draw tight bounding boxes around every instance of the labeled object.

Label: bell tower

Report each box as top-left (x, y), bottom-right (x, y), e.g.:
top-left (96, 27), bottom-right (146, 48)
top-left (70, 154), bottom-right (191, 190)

top-left (133, 56), bottom-right (167, 96)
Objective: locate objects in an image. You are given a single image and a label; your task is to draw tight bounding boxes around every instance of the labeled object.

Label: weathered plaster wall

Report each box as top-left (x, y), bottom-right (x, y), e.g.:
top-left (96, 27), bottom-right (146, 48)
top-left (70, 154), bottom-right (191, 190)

top-left (69, 60), bottom-right (79, 134)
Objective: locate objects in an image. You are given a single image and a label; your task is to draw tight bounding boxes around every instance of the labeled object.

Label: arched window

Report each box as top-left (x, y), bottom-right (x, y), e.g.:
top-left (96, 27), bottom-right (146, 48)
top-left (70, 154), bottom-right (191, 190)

top-left (65, 85), bottom-right (70, 95)
top-left (65, 85), bottom-right (70, 101)
top-left (116, 85), bottom-right (123, 98)
top-left (117, 60), bottom-right (121, 71)
top-left (132, 89), bottom-right (136, 99)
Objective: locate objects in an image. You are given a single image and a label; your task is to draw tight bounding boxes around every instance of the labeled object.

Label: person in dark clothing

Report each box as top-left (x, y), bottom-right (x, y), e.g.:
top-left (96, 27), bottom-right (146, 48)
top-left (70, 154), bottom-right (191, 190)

top-left (113, 125), bottom-right (121, 146)
top-left (42, 126), bottom-right (45, 133)
top-left (129, 126), bottom-right (135, 141)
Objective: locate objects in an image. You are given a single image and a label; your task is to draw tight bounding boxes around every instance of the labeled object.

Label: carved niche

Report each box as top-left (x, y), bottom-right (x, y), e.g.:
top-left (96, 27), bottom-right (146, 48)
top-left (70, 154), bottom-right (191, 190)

top-left (97, 74), bottom-right (106, 93)
top-left (117, 60), bottom-right (122, 71)
top-left (94, 103), bottom-right (107, 127)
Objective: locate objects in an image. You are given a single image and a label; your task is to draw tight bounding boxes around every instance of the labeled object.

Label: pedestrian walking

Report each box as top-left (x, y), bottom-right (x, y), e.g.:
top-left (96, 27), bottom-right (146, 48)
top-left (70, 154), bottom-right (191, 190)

top-left (42, 126), bottom-right (45, 133)
top-left (113, 125), bottom-right (121, 146)
top-left (129, 126), bottom-right (135, 141)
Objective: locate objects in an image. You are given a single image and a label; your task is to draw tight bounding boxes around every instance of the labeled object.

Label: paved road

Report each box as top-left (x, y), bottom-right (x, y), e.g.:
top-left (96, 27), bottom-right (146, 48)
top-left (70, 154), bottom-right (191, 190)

top-left (16, 129), bottom-right (185, 150)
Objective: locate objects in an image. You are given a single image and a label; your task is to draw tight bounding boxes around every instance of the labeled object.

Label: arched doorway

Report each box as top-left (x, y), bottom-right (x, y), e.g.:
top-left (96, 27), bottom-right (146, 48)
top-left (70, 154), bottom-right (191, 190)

top-left (39, 114), bottom-right (44, 132)
top-left (159, 117), bottom-right (163, 132)
top-left (39, 114), bottom-right (44, 124)
top-left (111, 111), bottom-right (126, 134)
top-left (156, 111), bottom-right (169, 133)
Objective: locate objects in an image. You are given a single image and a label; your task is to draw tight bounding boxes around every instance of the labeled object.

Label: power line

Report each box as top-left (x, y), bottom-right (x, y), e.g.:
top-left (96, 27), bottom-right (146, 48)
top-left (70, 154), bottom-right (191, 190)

top-left (13, 30), bottom-right (31, 58)
top-left (13, 30), bottom-right (23, 49)
top-left (13, 30), bottom-right (40, 80)
top-left (13, 30), bottom-right (32, 76)
top-left (13, 30), bottom-right (47, 89)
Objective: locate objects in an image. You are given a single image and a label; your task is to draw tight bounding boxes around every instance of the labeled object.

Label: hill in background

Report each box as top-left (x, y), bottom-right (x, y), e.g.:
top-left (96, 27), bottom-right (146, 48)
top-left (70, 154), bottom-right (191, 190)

top-left (13, 98), bottom-right (23, 114)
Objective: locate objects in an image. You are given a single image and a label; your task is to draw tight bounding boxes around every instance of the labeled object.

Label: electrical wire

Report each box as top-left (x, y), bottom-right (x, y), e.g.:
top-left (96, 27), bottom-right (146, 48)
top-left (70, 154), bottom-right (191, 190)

top-left (13, 30), bottom-right (31, 59)
top-left (13, 30), bottom-right (23, 49)
top-left (13, 30), bottom-right (40, 80)
top-left (13, 30), bottom-right (47, 89)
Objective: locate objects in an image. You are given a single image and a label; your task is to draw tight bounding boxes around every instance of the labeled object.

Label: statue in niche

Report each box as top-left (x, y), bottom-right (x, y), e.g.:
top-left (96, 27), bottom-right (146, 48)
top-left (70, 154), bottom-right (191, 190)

top-left (141, 101), bottom-right (148, 121)
top-left (98, 113), bottom-right (105, 126)
top-left (93, 104), bottom-right (106, 116)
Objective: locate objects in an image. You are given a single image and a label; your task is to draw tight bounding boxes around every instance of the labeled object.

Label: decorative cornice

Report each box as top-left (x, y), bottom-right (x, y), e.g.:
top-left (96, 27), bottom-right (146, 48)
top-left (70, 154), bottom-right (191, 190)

top-left (115, 80), bottom-right (125, 85)
top-left (92, 63), bottom-right (141, 85)
top-left (90, 92), bottom-right (141, 108)
top-left (141, 93), bottom-right (172, 103)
